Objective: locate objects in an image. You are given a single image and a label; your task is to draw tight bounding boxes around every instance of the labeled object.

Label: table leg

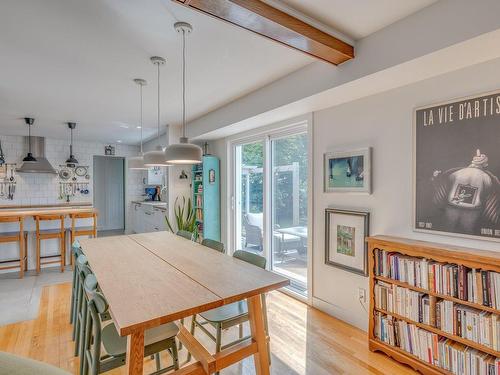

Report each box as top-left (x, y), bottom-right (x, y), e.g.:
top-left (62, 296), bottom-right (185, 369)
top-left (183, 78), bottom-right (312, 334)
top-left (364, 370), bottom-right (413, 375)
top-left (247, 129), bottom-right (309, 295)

top-left (247, 294), bottom-right (270, 375)
top-left (126, 330), bottom-right (145, 375)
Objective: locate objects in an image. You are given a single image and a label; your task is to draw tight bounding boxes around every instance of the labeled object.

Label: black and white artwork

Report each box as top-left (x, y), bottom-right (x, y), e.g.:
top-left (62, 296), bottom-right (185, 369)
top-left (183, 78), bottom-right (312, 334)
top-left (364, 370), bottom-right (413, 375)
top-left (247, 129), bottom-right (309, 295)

top-left (414, 90), bottom-right (500, 241)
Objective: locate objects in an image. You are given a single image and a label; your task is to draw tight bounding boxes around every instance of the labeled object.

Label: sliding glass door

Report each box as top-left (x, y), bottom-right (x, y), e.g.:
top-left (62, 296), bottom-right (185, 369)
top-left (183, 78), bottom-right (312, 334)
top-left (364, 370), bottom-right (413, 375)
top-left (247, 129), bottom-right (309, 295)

top-left (270, 133), bottom-right (308, 294)
top-left (232, 126), bottom-right (309, 296)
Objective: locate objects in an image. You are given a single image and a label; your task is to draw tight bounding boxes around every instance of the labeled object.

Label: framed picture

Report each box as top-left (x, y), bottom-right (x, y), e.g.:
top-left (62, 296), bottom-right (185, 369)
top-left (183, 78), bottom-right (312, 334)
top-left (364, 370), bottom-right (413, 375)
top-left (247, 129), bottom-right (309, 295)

top-left (325, 208), bottom-right (370, 276)
top-left (324, 147), bottom-right (371, 193)
top-left (414, 89), bottom-right (500, 242)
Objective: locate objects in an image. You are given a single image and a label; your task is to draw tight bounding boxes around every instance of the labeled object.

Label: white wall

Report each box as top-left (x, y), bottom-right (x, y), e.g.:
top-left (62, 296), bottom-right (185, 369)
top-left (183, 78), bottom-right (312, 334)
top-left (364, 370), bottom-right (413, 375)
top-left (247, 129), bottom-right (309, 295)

top-left (206, 57), bottom-right (500, 331)
top-left (312, 57), bottom-right (500, 330)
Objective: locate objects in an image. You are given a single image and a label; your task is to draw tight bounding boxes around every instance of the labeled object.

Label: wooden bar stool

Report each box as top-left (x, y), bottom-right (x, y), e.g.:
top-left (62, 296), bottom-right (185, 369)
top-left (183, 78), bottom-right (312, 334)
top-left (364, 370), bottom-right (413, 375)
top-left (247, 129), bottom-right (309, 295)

top-left (0, 216), bottom-right (27, 278)
top-left (35, 214), bottom-right (66, 274)
top-left (69, 212), bottom-right (97, 267)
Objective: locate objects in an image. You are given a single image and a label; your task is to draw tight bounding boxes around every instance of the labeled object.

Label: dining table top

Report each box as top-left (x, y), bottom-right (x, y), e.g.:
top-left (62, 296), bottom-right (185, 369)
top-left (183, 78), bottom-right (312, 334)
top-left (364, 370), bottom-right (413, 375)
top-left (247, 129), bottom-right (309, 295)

top-left (80, 231), bottom-right (289, 336)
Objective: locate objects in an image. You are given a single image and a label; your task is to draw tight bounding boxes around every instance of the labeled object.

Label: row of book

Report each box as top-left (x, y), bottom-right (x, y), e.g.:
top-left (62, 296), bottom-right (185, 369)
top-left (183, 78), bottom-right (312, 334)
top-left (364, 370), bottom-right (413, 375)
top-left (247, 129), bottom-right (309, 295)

top-left (375, 312), bottom-right (500, 375)
top-left (374, 281), bottom-right (431, 324)
top-left (375, 281), bottom-right (500, 350)
top-left (436, 300), bottom-right (500, 351)
top-left (375, 249), bottom-right (500, 309)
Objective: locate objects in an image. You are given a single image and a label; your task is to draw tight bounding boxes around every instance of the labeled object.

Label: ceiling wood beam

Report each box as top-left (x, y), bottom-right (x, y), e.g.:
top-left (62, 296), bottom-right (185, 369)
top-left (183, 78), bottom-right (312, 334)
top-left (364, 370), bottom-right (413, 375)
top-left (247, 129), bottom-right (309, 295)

top-left (173, 0), bottom-right (354, 65)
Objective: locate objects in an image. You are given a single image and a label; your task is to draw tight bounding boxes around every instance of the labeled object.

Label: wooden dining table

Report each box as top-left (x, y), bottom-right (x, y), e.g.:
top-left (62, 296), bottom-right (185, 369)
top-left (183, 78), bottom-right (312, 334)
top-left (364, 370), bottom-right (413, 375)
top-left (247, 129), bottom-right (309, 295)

top-left (79, 231), bottom-right (289, 375)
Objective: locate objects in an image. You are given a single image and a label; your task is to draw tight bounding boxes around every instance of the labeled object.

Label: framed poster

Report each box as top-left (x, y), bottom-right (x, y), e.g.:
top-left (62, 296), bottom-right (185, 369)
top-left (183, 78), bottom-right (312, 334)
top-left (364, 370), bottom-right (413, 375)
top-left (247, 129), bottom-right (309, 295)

top-left (414, 89), bottom-right (500, 241)
top-left (324, 148), bottom-right (371, 193)
top-left (325, 208), bottom-right (370, 276)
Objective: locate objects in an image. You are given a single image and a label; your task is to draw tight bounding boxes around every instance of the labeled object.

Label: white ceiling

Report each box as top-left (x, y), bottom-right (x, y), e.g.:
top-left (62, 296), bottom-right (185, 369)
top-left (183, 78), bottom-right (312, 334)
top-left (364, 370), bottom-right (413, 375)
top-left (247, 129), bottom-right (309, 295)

top-left (278, 0), bottom-right (437, 40)
top-left (0, 0), bottom-right (312, 144)
top-left (0, 0), bottom-right (438, 145)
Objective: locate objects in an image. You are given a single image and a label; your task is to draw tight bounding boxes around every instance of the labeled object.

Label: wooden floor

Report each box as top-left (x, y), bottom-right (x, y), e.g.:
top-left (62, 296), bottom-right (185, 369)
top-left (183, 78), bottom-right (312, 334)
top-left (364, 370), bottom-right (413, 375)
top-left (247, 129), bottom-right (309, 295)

top-left (0, 282), bottom-right (417, 374)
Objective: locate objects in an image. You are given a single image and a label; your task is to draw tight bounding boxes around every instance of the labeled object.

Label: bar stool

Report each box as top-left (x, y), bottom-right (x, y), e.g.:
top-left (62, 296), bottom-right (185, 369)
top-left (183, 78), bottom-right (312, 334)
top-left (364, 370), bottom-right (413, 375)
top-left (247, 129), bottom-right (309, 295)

top-left (0, 216), bottom-right (27, 278)
top-left (35, 214), bottom-right (66, 274)
top-left (69, 212), bottom-right (97, 267)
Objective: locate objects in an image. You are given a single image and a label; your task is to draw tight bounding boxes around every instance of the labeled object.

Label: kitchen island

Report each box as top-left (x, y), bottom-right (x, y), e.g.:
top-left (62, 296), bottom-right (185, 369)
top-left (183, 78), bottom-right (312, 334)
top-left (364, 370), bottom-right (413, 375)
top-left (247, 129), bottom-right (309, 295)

top-left (0, 203), bottom-right (98, 272)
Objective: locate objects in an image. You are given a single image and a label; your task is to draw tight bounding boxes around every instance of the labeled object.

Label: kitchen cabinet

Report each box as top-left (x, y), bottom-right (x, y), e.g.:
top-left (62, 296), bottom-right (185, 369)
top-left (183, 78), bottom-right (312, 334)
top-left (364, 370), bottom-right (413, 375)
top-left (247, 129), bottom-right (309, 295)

top-left (131, 203), bottom-right (167, 233)
top-left (146, 167), bottom-right (164, 185)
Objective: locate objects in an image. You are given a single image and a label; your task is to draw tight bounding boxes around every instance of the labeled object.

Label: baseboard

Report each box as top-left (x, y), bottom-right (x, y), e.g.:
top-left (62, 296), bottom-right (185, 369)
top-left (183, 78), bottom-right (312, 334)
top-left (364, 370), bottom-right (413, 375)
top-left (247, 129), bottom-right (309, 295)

top-left (312, 296), bottom-right (368, 332)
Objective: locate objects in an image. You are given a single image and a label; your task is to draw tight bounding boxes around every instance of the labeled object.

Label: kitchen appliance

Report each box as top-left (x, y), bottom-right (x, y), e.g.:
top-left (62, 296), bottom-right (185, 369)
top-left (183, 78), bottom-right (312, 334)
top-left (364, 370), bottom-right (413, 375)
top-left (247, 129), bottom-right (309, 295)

top-left (17, 118), bottom-right (57, 174)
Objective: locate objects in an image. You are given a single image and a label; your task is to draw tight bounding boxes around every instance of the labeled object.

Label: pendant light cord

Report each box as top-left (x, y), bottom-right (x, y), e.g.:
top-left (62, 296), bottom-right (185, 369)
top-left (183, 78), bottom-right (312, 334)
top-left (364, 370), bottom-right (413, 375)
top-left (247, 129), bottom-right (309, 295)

top-left (140, 82), bottom-right (143, 154)
top-left (70, 127), bottom-right (73, 156)
top-left (157, 60), bottom-right (161, 139)
top-left (182, 28), bottom-right (186, 139)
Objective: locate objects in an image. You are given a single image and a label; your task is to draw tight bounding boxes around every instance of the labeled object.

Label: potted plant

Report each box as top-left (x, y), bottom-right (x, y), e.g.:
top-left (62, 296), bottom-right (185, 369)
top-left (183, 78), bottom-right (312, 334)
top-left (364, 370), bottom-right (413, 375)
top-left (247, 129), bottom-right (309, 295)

top-left (165, 196), bottom-right (198, 239)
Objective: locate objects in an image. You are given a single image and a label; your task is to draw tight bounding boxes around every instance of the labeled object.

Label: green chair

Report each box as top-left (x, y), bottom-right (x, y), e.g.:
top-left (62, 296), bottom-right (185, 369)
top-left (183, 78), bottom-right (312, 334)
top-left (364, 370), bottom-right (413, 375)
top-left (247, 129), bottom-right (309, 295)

top-left (70, 240), bottom-right (83, 324)
top-left (176, 230), bottom-right (193, 240)
top-left (201, 239), bottom-right (225, 253)
top-left (73, 256), bottom-right (92, 356)
top-left (188, 250), bottom-right (269, 371)
top-left (0, 351), bottom-right (71, 375)
top-left (82, 289), bottom-right (179, 375)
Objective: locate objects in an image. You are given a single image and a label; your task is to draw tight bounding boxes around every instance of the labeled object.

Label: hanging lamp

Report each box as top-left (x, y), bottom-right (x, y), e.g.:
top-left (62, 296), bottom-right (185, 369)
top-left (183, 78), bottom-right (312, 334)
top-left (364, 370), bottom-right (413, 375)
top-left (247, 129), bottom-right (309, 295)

top-left (143, 56), bottom-right (171, 167)
top-left (164, 22), bottom-right (202, 165)
top-left (128, 78), bottom-right (148, 170)
top-left (22, 117), bottom-right (37, 162)
top-left (65, 122), bottom-right (79, 164)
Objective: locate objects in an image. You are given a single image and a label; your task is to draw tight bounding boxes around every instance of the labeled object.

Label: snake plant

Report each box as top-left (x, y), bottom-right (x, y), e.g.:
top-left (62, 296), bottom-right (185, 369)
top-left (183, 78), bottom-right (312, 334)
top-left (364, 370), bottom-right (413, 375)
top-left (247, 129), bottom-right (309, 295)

top-left (165, 196), bottom-right (197, 237)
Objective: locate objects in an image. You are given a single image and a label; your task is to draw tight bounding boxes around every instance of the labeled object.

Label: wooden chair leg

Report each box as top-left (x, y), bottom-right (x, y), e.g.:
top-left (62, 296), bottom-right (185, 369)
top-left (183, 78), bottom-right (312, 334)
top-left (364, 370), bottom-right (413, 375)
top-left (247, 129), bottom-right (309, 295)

top-left (171, 339), bottom-right (179, 370)
top-left (19, 236), bottom-right (24, 279)
top-left (36, 235), bottom-right (40, 275)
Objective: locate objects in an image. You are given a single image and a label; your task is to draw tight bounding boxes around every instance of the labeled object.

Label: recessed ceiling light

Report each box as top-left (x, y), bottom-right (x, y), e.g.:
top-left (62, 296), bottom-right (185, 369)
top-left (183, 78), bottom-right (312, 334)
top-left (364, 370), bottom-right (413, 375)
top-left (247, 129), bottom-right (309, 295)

top-left (136, 126), bottom-right (142, 129)
top-left (119, 125), bottom-right (129, 129)
top-left (117, 140), bottom-right (122, 143)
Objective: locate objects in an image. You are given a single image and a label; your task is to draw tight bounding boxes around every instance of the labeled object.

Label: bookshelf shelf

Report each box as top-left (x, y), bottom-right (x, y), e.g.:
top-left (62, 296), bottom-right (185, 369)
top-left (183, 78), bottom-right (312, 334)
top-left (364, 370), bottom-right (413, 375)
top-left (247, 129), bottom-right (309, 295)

top-left (374, 275), bottom-right (500, 315)
top-left (374, 307), bottom-right (500, 357)
top-left (368, 235), bottom-right (500, 375)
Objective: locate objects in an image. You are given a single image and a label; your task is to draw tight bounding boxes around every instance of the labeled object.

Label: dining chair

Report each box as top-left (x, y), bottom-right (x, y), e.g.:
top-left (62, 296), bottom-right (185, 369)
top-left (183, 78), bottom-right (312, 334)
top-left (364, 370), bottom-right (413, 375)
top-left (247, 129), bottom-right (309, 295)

top-left (73, 255), bottom-right (92, 355)
top-left (82, 289), bottom-right (180, 375)
top-left (70, 240), bottom-right (83, 324)
top-left (176, 230), bottom-right (193, 240)
top-left (201, 239), bottom-right (225, 253)
top-left (0, 351), bottom-right (71, 375)
top-left (188, 250), bottom-right (269, 372)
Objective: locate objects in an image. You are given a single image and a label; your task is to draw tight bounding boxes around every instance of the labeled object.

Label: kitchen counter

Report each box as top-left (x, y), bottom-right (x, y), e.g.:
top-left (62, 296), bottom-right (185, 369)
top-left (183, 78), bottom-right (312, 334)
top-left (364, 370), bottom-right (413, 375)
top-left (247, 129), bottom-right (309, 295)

top-left (0, 204), bottom-right (97, 217)
top-left (131, 201), bottom-right (167, 210)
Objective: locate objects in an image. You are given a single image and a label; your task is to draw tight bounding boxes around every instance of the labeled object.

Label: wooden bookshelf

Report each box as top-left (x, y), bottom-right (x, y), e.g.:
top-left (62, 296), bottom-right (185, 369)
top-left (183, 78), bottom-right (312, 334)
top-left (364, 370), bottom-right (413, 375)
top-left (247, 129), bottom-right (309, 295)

top-left (367, 235), bottom-right (500, 375)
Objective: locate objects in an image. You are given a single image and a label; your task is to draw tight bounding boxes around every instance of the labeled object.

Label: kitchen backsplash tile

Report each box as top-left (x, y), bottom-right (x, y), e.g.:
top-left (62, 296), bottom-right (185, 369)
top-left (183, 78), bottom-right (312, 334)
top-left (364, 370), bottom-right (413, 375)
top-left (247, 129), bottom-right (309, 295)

top-left (0, 135), bottom-right (144, 206)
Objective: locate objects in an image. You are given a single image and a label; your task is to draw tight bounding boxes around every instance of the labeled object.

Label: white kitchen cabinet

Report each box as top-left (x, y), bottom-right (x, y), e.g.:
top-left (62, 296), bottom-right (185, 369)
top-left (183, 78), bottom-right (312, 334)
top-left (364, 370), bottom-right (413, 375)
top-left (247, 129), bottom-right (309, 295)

top-left (146, 167), bottom-right (164, 185)
top-left (131, 203), bottom-right (167, 233)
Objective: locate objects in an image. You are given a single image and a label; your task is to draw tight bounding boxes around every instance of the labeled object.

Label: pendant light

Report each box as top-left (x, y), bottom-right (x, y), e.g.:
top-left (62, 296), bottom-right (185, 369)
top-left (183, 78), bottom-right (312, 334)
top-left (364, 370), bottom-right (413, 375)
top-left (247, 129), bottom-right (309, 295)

top-left (128, 78), bottom-right (148, 170)
top-left (164, 22), bottom-right (202, 165)
top-left (66, 122), bottom-right (79, 164)
top-left (143, 56), bottom-right (171, 167)
top-left (22, 117), bottom-right (36, 162)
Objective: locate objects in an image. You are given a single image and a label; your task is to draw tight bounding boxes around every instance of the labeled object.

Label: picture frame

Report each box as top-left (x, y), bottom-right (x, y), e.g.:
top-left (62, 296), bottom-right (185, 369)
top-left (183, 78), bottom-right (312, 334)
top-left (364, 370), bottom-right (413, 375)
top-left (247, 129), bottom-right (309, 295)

top-left (324, 147), bottom-right (371, 193)
top-left (325, 208), bottom-right (370, 276)
top-left (413, 89), bottom-right (500, 242)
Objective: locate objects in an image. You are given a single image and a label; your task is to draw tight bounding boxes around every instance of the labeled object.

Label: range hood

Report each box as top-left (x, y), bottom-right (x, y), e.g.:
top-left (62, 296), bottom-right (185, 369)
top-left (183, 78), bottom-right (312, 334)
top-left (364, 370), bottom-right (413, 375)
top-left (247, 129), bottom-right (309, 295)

top-left (17, 136), bottom-right (57, 174)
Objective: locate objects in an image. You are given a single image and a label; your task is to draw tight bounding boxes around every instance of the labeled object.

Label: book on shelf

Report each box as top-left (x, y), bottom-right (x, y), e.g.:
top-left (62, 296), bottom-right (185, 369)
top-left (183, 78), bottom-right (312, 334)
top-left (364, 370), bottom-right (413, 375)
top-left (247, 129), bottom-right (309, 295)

top-left (375, 312), bottom-right (500, 375)
top-left (375, 249), bottom-right (500, 310)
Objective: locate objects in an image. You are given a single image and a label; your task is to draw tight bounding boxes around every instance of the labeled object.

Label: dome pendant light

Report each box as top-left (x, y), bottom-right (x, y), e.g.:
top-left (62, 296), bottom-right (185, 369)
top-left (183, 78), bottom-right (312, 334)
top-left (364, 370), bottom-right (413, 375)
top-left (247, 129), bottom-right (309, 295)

top-left (128, 78), bottom-right (148, 170)
top-left (164, 22), bottom-right (202, 165)
top-left (65, 122), bottom-right (79, 165)
top-left (143, 56), bottom-right (171, 167)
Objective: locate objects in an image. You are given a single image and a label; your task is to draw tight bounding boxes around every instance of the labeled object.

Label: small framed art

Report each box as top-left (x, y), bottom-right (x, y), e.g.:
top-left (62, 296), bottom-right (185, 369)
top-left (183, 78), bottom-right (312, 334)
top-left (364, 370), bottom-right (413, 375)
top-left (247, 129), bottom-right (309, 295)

top-left (325, 208), bottom-right (370, 276)
top-left (324, 147), bottom-right (371, 193)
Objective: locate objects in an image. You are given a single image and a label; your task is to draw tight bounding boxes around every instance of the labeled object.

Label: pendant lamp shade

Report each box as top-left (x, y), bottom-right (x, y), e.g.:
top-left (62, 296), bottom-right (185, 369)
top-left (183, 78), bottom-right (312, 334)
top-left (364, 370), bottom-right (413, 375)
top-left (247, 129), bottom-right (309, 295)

top-left (143, 56), bottom-right (171, 167)
top-left (129, 78), bottom-right (148, 170)
top-left (164, 22), bottom-right (202, 165)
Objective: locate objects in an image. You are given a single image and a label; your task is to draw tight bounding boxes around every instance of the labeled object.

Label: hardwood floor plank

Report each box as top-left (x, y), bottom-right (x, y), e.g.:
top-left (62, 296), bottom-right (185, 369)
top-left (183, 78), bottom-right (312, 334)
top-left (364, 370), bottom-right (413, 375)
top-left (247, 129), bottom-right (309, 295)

top-left (0, 282), bottom-right (418, 374)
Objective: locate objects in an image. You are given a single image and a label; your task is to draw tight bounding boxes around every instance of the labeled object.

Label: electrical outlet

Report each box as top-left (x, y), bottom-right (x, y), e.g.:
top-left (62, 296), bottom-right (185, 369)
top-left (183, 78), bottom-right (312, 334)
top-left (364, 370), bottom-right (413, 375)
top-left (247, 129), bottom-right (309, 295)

top-left (358, 288), bottom-right (366, 303)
